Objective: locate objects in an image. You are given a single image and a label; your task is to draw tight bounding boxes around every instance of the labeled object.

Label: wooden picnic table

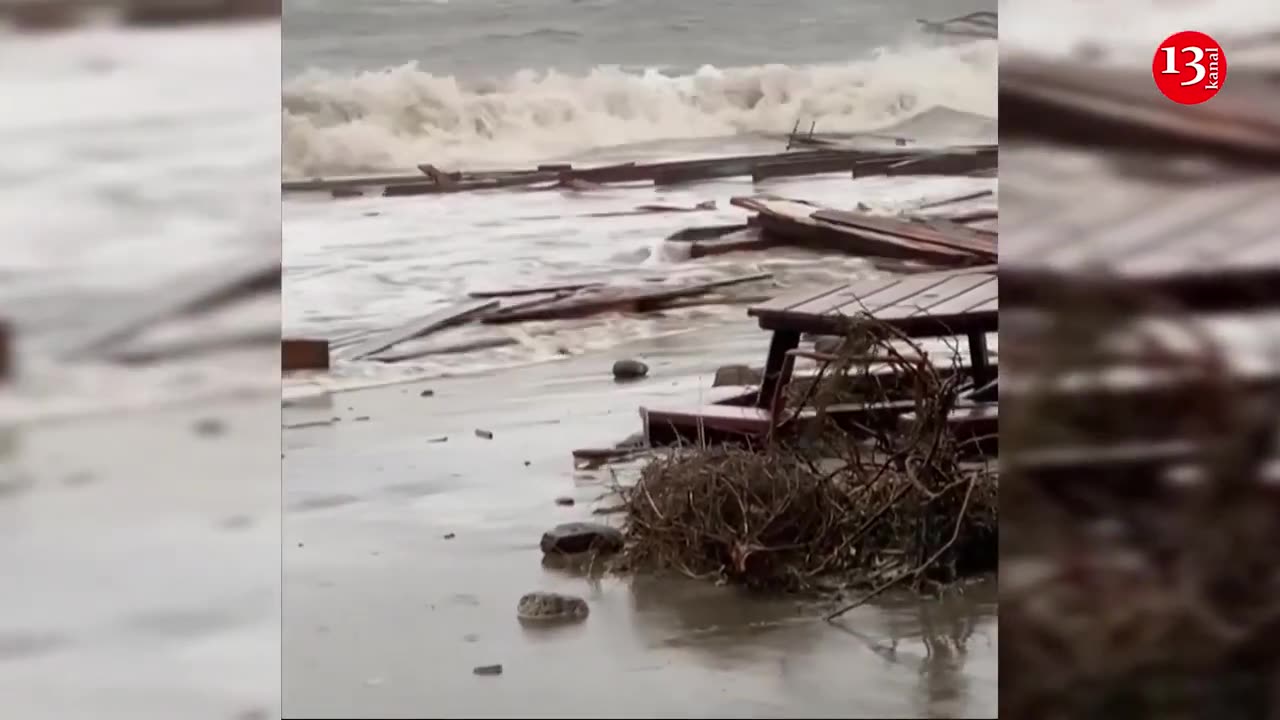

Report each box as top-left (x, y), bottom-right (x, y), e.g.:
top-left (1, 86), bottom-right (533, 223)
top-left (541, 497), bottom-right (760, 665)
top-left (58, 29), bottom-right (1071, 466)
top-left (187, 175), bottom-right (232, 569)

top-left (746, 266), bottom-right (998, 409)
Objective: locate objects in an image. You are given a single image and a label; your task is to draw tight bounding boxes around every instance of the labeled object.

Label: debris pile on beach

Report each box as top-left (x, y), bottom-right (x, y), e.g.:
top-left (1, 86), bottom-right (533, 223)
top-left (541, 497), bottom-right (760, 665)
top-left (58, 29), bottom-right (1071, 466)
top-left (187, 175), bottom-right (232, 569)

top-left (614, 325), bottom-right (997, 593)
top-left (282, 130), bottom-right (998, 375)
top-left (282, 146), bottom-right (996, 197)
top-left (1000, 306), bottom-right (1280, 717)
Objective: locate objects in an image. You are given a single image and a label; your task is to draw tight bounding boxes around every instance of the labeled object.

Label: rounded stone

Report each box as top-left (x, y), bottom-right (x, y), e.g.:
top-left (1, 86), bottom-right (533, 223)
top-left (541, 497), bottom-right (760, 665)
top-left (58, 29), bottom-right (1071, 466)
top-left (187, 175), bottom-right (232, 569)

top-left (612, 359), bottom-right (649, 381)
top-left (540, 522), bottom-right (624, 555)
top-left (516, 592), bottom-right (589, 623)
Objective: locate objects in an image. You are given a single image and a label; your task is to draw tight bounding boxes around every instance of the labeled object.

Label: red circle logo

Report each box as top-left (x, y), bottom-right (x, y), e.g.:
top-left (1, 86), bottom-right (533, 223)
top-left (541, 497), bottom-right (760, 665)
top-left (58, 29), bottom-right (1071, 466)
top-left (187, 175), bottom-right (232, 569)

top-left (1153, 31), bottom-right (1227, 104)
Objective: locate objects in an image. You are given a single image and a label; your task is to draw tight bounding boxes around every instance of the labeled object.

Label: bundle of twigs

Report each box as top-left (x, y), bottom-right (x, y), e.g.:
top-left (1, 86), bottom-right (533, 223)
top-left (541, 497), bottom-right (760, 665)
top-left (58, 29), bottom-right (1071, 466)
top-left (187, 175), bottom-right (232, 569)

top-left (616, 319), bottom-right (997, 596)
top-left (999, 291), bottom-right (1280, 718)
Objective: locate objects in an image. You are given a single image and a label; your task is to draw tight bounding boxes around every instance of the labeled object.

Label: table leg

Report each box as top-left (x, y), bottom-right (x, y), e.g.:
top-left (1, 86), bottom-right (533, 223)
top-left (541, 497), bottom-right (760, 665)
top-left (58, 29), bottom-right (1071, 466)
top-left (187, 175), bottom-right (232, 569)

top-left (757, 330), bottom-right (801, 409)
top-left (968, 331), bottom-right (992, 387)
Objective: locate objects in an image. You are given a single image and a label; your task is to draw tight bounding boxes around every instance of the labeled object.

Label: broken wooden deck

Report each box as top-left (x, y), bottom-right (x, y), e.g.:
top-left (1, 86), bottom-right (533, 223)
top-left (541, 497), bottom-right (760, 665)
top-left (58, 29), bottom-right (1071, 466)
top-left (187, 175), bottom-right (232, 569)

top-left (730, 197), bottom-right (996, 267)
top-left (998, 55), bottom-right (1280, 490)
top-left (283, 144), bottom-right (998, 196)
top-left (641, 266), bottom-right (998, 446)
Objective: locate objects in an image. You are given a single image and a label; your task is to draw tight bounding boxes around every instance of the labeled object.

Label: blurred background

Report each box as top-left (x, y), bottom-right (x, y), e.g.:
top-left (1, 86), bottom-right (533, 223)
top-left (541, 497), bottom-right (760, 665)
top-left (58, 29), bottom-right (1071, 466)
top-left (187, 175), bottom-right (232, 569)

top-left (999, 0), bottom-right (1280, 717)
top-left (0, 2), bottom-right (281, 719)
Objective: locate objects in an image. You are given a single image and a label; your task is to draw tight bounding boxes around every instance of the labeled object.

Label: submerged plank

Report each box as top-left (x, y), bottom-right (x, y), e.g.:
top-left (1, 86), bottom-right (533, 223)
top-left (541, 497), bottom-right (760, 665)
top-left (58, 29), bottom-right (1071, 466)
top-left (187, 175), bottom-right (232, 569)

top-left (343, 299), bottom-right (498, 360)
top-left (468, 283), bottom-right (603, 299)
top-left (68, 256), bottom-right (279, 359)
top-left (918, 189), bottom-right (995, 210)
top-left (483, 272), bottom-right (774, 323)
top-left (665, 223), bottom-right (753, 243)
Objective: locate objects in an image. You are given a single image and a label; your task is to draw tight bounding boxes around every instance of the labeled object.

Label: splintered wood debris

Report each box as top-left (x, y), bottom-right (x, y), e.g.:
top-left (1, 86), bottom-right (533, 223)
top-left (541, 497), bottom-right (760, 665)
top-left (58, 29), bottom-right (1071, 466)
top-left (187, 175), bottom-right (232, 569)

top-left (300, 272), bottom-right (776, 369)
top-left (283, 145), bottom-right (997, 196)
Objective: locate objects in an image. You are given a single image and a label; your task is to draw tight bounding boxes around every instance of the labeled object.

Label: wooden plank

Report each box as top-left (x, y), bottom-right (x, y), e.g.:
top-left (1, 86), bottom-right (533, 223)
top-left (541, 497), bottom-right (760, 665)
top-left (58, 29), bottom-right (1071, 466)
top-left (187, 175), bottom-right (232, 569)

top-left (968, 295), bottom-right (999, 314)
top-left (666, 223), bottom-right (752, 244)
top-left (811, 209), bottom-right (997, 259)
top-left (384, 172), bottom-right (555, 197)
top-left (819, 272), bottom-right (960, 318)
top-left (1002, 440), bottom-right (1202, 482)
top-left (342, 299), bottom-right (498, 360)
top-left (1002, 57), bottom-right (1280, 164)
top-left (918, 189), bottom-right (994, 211)
top-left (1032, 181), bottom-right (1271, 272)
top-left (748, 282), bottom-right (853, 316)
top-left (483, 273), bottom-right (773, 324)
top-left (68, 255), bottom-right (279, 359)
top-left (871, 273), bottom-right (995, 321)
top-left (641, 404), bottom-right (776, 446)
top-left (747, 265), bottom-right (996, 325)
top-left (468, 282), bottom-right (603, 299)
top-left (751, 153), bottom-right (909, 181)
top-left (282, 338), bottom-right (330, 371)
top-left (757, 213), bottom-right (979, 264)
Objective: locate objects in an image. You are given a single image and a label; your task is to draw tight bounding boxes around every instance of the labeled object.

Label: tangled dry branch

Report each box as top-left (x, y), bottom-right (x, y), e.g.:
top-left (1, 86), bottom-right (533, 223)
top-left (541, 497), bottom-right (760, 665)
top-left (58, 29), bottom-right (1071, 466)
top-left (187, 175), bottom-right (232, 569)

top-left (999, 287), bottom-right (1280, 718)
top-left (615, 318), bottom-right (997, 596)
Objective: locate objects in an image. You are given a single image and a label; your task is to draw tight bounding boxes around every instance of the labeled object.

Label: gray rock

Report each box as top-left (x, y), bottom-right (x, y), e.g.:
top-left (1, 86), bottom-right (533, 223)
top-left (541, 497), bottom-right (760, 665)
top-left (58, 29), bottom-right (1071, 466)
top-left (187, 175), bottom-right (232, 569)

top-left (540, 522), bottom-right (624, 555)
top-left (612, 359), bottom-right (648, 381)
top-left (712, 364), bottom-right (762, 387)
top-left (554, 496), bottom-right (575, 507)
top-left (473, 664), bottom-right (503, 676)
top-left (516, 592), bottom-right (589, 622)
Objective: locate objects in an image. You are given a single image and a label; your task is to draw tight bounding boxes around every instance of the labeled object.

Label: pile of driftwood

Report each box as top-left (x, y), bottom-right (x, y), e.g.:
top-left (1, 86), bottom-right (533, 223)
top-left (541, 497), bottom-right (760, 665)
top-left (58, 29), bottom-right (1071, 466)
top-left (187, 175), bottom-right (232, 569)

top-left (282, 145), bottom-right (997, 198)
top-left (284, 272), bottom-right (775, 370)
top-left (665, 189), bottom-right (997, 269)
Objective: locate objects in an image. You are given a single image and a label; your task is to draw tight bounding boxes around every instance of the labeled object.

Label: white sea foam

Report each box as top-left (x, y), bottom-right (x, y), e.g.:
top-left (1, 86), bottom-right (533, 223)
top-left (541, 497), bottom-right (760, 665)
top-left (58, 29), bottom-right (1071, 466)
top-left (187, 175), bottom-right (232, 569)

top-left (282, 39), bottom-right (997, 177)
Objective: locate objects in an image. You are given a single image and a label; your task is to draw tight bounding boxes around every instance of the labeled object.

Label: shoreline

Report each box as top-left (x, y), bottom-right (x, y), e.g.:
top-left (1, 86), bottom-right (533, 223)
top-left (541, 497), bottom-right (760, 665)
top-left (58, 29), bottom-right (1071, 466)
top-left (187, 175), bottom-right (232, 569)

top-left (283, 326), bottom-right (997, 717)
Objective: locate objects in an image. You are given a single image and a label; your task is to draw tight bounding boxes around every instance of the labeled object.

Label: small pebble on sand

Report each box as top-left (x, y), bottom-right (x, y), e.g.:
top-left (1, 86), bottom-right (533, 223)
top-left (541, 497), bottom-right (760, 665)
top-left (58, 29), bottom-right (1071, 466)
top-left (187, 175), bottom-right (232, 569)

top-left (555, 497), bottom-right (575, 507)
top-left (354, 416), bottom-right (371, 422)
top-left (443, 533), bottom-right (456, 540)
top-left (193, 418), bottom-right (226, 437)
top-left (420, 389), bottom-right (434, 397)
top-left (475, 429), bottom-right (494, 439)
top-left (473, 664), bottom-right (503, 676)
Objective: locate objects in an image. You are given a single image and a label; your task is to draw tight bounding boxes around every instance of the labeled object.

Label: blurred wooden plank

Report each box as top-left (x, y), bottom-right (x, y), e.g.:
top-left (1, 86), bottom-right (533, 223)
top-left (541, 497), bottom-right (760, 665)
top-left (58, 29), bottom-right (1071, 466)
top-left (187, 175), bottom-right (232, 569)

top-left (1002, 56), bottom-right (1280, 164)
top-left (282, 338), bottom-right (330, 371)
top-left (342, 299), bottom-right (498, 360)
top-left (68, 256), bottom-right (278, 360)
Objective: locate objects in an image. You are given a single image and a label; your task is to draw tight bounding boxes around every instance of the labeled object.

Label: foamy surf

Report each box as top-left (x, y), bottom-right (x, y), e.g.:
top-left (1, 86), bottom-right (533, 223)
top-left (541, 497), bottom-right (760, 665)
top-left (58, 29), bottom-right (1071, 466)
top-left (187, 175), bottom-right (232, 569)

top-left (282, 39), bottom-right (996, 178)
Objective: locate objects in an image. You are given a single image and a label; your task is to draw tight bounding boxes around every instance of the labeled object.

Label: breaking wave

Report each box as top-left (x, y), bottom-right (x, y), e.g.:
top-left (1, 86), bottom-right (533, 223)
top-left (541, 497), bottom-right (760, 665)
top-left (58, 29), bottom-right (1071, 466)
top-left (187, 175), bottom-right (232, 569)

top-left (282, 39), bottom-right (996, 178)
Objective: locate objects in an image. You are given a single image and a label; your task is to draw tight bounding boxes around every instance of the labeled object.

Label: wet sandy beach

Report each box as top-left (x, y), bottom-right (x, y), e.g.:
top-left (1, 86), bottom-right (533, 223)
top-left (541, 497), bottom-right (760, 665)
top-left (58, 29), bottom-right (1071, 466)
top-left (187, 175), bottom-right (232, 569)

top-left (0, 395), bottom-right (281, 720)
top-left (283, 327), bottom-right (996, 718)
